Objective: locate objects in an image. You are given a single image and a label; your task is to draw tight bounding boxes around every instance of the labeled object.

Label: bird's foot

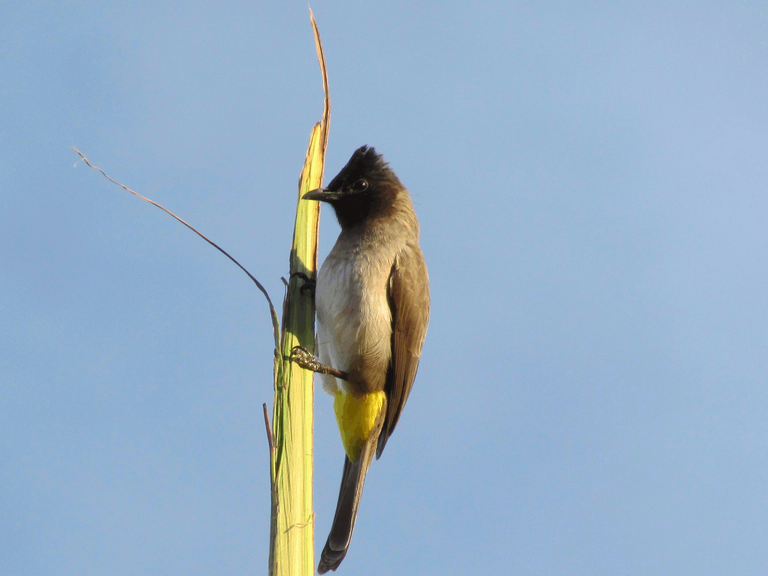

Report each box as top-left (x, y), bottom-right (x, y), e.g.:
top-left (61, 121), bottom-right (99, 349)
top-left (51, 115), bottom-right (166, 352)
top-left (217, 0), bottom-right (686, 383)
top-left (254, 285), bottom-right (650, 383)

top-left (290, 346), bottom-right (349, 381)
top-left (290, 346), bottom-right (323, 371)
top-left (290, 272), bottom-right (316, 296)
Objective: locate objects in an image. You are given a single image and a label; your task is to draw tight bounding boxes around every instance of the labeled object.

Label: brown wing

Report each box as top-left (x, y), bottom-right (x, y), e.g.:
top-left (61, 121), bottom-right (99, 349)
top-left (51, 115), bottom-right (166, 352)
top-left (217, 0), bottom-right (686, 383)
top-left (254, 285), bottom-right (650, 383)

top-left (376, 242), bottom-right (430, 458)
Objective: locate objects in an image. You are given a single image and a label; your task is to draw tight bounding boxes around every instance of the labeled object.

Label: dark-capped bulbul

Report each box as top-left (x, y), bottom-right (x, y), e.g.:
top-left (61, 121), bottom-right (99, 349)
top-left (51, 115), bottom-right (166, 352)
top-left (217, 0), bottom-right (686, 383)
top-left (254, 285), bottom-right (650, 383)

top-left (297, 145), bottom-right (430, 573)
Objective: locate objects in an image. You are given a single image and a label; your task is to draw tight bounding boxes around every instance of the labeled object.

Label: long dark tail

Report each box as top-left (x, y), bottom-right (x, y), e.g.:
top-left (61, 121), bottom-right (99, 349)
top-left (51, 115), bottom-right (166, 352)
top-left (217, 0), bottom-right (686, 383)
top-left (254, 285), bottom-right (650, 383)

top-left (318, 435), bottom-right (379, 573)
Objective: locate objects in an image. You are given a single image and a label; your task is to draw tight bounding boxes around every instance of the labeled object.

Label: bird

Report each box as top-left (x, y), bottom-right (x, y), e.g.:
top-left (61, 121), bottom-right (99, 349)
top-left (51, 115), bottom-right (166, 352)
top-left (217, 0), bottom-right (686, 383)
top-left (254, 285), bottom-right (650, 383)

top-left (297, 145), bottom-right (430, 572)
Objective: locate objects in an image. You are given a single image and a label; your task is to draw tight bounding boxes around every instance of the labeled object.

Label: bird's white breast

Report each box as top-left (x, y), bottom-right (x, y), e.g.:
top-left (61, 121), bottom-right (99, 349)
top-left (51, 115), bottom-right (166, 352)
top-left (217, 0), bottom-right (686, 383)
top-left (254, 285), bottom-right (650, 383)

top-left (315, 231), bottom-right (397, 396)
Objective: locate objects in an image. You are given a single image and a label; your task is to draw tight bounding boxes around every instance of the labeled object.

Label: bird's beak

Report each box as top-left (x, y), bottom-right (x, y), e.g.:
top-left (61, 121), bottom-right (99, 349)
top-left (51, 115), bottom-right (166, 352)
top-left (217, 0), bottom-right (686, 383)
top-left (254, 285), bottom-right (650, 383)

top-left (303, 188), bottom-right (342, 202)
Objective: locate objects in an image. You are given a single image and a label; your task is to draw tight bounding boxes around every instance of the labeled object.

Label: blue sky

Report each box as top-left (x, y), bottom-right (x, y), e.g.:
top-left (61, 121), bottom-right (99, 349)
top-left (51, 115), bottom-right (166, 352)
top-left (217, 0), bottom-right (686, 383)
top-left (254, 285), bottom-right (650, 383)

top-left (2, 2), bottom-right (767, 575)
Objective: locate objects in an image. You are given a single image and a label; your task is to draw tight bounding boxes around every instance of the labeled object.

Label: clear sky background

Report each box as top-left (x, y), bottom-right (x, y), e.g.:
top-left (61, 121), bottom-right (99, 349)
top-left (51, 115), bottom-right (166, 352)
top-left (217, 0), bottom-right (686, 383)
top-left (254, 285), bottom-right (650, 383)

top-left (2, 2), bottom-right (767, 575)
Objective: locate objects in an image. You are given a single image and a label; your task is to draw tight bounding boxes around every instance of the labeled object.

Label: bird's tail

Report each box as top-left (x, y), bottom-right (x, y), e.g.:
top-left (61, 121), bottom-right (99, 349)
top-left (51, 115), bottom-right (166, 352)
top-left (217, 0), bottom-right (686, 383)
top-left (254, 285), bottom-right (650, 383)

top-left (318, 433), bottom-right (379, 573)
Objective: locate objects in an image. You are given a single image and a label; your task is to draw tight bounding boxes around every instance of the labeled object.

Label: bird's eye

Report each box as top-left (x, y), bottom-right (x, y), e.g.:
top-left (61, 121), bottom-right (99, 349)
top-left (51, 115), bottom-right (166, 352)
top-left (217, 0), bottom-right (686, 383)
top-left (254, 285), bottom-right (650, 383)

top-left (352, 179), bottom-right (369, 192)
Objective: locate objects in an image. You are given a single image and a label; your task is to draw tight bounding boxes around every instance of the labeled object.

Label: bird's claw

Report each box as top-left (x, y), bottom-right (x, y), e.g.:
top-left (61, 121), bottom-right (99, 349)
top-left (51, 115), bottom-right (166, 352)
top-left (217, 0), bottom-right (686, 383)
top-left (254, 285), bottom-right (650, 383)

top-left (291, 346), bottom-right (322, 371)
top-left (290, 272), bottom-right (316, 296)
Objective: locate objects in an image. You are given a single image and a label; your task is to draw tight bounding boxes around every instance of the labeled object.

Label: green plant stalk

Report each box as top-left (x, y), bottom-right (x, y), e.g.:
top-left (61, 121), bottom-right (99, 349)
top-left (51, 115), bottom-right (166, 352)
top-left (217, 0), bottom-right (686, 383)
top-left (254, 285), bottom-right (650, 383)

top-left (268, 11), bottom-right (329, 574)
top-left (269, 123), bottom-right (325, 576)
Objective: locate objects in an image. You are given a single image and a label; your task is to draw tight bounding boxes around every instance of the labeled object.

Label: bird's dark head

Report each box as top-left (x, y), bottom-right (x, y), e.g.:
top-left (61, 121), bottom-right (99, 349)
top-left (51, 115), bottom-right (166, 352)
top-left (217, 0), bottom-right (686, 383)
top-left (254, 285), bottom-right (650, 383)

top-left (303, 146), bottom-right (406, 229)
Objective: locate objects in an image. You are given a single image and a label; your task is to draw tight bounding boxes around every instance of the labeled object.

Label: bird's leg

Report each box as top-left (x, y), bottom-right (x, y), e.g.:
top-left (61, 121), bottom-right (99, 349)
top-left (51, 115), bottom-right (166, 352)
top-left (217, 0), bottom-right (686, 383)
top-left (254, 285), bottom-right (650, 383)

top-left (289, 272), bottom-right (316, 297)
top-left (291, 346), bottom-right (349, 381)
